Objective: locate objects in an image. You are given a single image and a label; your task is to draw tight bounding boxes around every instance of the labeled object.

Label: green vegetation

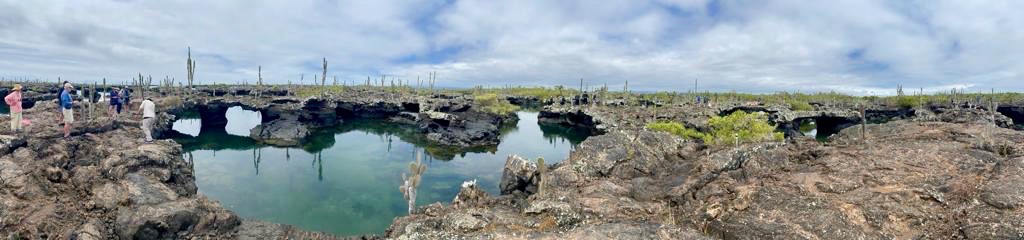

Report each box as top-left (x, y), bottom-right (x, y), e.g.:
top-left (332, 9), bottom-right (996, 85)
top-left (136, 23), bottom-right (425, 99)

top-left (895, 95), bottom-right (922, 109)
top-left (474, 93), bottom-right (520, 115)
top-left (648, 111), bottom-right (784, 146)
top-left (798, 121), bottom-right (817, 133)
top-left (294, 85), bottom-right (346, 98)
top-left (449, 86), bottom-right (579, 99)
top-left (646, 121), bottom-right (706, 140)
top-left (786, 99), bottom-right (814, 111)
top-left (704, 111), bottom-right (785, 145)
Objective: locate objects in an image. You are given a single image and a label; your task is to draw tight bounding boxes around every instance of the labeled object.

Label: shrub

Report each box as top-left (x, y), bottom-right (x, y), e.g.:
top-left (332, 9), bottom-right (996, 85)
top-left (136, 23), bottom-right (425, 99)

top-left (646, 121), bottom-right (706, 140)
top-left (895, 96), bottom-right (921, 109)
top-left (294, 86), bottom-right (346, 98)
top-left (474, 93), bottom-right (520, 115)
top-left (703, 111), bottom-right (784, 145)
top-left (787, 99), bottom-right (814, 111)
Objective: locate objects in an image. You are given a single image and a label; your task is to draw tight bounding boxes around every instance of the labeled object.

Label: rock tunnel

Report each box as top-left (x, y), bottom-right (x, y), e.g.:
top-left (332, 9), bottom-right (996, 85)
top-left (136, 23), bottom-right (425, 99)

top-left (997, 105), bottom-right (1024, 130)
top-left (781, 116), bottom-right (861, 140)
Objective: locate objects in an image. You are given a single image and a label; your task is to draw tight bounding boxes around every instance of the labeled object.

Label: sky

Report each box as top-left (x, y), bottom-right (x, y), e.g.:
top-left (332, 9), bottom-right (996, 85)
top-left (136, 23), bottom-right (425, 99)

top-left (0, 0), bottom-right (1021, 95)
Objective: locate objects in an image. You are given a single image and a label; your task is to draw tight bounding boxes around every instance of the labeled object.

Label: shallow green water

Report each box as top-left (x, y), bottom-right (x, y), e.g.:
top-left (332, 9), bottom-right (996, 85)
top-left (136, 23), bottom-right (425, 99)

top-left (171, 108), bottom-right (588, 236)
top-left (799, 120), bottom-right (830, 142)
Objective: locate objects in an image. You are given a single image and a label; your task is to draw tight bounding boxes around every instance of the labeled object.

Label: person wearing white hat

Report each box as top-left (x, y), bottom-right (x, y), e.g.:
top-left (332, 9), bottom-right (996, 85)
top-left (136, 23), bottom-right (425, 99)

top-left (4, 84), bottom-right (24, 132)
top-left (61, 83), bottom-right (74, 138)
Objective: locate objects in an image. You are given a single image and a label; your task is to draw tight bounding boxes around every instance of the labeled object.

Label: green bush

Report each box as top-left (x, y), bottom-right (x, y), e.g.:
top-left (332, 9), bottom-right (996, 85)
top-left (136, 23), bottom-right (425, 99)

top-left (703, 111), bottom-right (784, 145)
top-left (646, 121), bottom-right (706, 140)
top-left (294, 86), bottom-right (346, 98)
top-left (787, 99), bottom-right (814, 111)
top-left (895, 96), bottom-right (921, 109)
top-left (474, 93), bottom-right (520, 115)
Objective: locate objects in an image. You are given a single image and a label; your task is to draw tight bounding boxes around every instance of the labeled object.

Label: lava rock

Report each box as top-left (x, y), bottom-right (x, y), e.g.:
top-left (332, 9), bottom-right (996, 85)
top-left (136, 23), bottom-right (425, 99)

top-left (499, 155), bottom-right (539, 196)
top-left (451, 180), bottom-right (489, 208)
top-left (0, 135), bottom-right (26, 155)
top-left (249, 117), bottom-right (310, 147)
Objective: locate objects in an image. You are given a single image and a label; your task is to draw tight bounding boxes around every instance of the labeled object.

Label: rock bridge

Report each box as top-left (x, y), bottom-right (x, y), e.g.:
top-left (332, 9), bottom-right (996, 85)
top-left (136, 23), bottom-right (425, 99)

top-left (158, 90), bottom-right (515, 150)
top-left (719, 105), bottom-right (916, 139)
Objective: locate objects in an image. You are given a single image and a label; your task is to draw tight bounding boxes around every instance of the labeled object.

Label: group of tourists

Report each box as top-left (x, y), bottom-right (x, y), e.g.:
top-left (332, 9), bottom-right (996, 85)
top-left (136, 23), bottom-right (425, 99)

top-left (4, 82), bottom-right (156, 143)
top-left (107, 86), bottom-right (131, 120)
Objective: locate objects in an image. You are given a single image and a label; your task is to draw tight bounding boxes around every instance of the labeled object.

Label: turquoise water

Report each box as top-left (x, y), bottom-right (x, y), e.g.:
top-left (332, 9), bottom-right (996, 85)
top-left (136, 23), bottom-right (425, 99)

top-left (171, 107), bottom-right (588, 236)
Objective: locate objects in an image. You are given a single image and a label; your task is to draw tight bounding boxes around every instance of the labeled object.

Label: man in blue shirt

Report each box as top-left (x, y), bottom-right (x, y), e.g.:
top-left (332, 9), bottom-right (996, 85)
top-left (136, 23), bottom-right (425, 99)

top-left (61, 83), bottom-right (74, 138)
top-left (57, 81), bottom-right (68, 124)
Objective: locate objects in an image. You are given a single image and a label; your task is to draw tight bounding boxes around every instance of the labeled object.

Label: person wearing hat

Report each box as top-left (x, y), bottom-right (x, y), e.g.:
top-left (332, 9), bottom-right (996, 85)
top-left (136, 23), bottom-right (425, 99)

top-left (108, 87), bottom-right (121, 119)
top-left (56, 80), bottom-right (68, 125)
top-left (61, 82), bottom-right (74, 138)
top-left (4, 84), bottom-right (24, 132)
top-left (137, 97), bottom-right (156, 143)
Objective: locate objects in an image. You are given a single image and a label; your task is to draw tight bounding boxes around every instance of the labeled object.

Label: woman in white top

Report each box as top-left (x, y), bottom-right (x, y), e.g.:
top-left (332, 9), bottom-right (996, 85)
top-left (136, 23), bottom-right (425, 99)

top-left (137, 98), bottom-right (156, 143)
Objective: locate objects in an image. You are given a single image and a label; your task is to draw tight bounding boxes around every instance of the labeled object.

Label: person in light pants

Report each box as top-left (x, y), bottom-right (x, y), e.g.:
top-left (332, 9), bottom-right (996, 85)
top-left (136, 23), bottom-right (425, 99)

top-left (138, 98), bottom-right (156, 143)
top-left (4, 84), bottom-right (23, 132)
top-left (61, 83), bottom-right (74, 139)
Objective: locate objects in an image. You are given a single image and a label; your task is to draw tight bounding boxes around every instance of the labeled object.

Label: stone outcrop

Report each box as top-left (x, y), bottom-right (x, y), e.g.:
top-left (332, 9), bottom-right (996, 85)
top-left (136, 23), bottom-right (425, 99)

top-left (249, 117), bottom-right (312, 147)
top-left (0, 135), bottom-right (25, 155)
top-left (387, 119), bottom-right (1024, 239)
top-left (167, 91), bottom-right (516, 149)
top-left (499, 155), bottom-right (540, 196)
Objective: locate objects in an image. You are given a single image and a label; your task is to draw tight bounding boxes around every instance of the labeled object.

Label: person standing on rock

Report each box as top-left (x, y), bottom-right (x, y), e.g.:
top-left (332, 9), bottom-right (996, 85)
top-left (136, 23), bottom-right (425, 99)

top-left (122, 88), bottom-right (131, 112)
top-left (4, 84), bottom-right (24, 133)
top-left (61, 83), bottom-right (74, 139)
top-left (138, 97), bottom-right (156, 143)
top-left (57, 80), bottom-right (68, 125)
top-left (108, 87), bottom-right (121, 119)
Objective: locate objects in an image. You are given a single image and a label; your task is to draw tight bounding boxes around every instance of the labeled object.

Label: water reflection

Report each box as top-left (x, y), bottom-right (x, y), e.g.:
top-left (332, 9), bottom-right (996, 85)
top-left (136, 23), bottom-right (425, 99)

top-left (799, 120), bottom-right (830, 142)
top-left (170, 111), bottom-right (591, 236)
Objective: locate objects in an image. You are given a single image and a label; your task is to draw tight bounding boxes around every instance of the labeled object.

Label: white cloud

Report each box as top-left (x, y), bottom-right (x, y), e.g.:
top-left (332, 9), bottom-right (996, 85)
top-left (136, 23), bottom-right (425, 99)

top-left (0, 0), bottom-right (1021, 94)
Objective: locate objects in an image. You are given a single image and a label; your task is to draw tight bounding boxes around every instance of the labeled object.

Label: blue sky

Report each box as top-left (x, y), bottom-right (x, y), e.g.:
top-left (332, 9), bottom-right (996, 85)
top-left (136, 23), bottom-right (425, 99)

top-left (0, 0), bottom-right (1022, 95)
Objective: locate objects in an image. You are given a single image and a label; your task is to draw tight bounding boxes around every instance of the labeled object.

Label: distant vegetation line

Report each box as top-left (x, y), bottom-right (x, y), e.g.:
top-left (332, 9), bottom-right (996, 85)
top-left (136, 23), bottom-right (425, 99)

top-left (2, 76), bottom-right (1021, 106)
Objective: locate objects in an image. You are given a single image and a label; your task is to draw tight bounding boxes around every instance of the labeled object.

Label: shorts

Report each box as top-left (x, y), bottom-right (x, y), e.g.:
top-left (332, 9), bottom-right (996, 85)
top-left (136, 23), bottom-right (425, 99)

top-left (63, 108), bottom-right (74, 123)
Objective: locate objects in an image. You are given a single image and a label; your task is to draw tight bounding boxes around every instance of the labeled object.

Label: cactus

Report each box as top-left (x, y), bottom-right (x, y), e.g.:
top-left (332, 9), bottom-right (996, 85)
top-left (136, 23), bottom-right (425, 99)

top-left (257, 65), bottom-right (263, 98)
top-left (321, 58), bottom-right (327, 87)
top-left (186, 47), bottom-right (196, 93)
top-left (400, 152), bottom-right (428, 215)
top-left (536, 157), bottom-right (546, 196)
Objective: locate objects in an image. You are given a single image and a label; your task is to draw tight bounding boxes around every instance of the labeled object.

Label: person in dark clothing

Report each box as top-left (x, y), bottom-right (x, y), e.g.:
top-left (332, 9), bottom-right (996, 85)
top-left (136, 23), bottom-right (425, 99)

top-left (108, 87), bottom-right (121, 119)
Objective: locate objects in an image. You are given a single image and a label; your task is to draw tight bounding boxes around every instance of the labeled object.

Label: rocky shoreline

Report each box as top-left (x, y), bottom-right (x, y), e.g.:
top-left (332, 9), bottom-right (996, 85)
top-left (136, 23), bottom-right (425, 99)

top-left (386, 104), bottom-right (1024, 239)
top-left (2, 83), bottom-right (1024, 239)
top-left (0, 98), bottom-right (357, 239)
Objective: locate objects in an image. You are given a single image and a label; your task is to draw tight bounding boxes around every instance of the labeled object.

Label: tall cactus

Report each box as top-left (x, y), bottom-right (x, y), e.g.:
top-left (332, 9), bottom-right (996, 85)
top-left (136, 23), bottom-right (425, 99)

top-left (186, 47), bottom-right (196, 93)
top-left (400, 152), bottom-right (428, 215)
top-left (257, 65), bottom-right (263, 98)
top-left (321, 58), bottom-right (327, 87)
top-left (536, 157), bottom-right (547, 196)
